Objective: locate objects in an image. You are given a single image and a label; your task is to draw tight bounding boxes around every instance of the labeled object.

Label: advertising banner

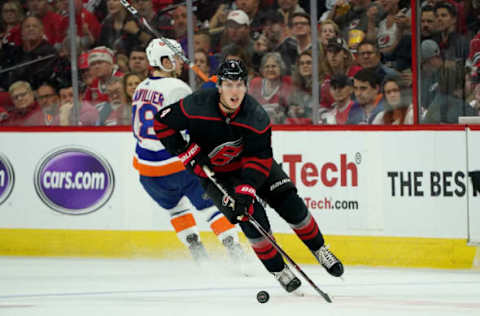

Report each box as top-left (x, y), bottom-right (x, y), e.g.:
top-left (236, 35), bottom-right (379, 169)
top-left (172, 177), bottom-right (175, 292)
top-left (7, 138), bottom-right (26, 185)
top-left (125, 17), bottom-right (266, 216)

top-left (467, 128), bottom-right (480, 244)
top-left (273, 131), bottom-right (470, 238)
top-left (0, 130), bottom-right (476, 240)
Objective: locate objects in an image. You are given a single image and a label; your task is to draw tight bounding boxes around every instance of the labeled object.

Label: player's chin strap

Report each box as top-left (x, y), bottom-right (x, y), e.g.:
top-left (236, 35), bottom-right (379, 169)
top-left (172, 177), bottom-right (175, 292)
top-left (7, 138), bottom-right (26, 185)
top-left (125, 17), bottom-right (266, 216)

top-left (201, 166), bottom-right (333, 303)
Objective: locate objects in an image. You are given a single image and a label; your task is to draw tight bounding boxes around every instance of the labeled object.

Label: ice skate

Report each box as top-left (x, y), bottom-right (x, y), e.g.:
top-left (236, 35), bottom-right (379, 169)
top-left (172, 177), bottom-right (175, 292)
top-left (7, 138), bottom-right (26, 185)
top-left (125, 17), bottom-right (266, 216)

top-left (314, 244), bottom-right (344, 277)
top-left (272, 265), bottom-right (301, 293)
top-left (186, 233), bottom-right (208, 263)
top-left (222, 236), bottom-right (253, 276)
top-left (222, 236), bottom-right (246, 262)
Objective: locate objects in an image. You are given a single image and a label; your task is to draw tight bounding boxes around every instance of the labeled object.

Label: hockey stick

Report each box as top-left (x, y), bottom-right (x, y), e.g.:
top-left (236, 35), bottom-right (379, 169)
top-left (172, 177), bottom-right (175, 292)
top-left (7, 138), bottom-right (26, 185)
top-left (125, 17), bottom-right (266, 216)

top-left (202, 166), bottom-right (332, 303)
top-left (0, 54), bottom-right (56, 74)
top-left (119, 0), bottom-right (215, 83)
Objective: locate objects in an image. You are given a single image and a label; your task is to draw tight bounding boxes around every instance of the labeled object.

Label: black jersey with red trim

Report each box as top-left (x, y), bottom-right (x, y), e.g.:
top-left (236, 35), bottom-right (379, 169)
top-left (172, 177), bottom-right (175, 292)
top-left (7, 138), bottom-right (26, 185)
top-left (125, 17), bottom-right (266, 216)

top-left (154, 88), bottom-right (273, 189)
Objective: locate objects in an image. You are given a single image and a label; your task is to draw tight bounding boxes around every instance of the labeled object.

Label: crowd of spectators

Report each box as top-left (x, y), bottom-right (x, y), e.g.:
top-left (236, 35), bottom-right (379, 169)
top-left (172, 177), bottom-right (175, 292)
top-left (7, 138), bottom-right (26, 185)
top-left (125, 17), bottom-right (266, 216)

top-left (0, 0), bottom-right (479, 126)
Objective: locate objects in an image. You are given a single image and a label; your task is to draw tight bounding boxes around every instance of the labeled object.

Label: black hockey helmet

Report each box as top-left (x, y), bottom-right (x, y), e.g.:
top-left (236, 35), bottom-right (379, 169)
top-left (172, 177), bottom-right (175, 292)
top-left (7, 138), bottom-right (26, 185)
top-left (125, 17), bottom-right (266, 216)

top-left (216, 59), bottom-right (248, 85)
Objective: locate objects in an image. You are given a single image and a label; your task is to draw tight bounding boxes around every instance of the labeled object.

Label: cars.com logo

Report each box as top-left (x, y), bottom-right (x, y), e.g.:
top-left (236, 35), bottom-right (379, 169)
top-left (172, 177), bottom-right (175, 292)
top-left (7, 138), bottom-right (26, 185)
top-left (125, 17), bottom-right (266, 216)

top-left (0, 153), bottom-right (14, 206)
top-left (34, 147), bottom-right (114, 215)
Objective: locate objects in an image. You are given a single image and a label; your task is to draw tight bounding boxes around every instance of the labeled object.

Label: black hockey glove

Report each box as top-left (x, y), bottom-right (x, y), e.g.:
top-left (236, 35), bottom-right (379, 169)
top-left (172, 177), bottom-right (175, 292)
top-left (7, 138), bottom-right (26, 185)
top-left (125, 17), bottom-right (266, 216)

top-left (178, 143), bottom-right (210, 178)
top-left (230, 184), bottom-right (255, 223)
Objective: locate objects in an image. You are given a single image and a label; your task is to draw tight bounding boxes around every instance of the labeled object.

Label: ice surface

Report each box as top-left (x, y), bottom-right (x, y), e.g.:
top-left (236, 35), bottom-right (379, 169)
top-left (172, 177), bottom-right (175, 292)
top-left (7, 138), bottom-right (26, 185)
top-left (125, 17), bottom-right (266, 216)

top-left (1, 256), bottom-right (479, 316)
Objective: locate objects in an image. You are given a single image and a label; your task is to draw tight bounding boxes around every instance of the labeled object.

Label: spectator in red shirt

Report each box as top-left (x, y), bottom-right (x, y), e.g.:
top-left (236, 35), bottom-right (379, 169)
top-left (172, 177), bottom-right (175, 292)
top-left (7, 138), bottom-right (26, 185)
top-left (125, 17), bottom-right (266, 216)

top-left (26, 0), bottom-right (64, 48)
top-left (152, 0), bottom-right (174, 12)
top-left (58, 0), bottom-right (101, 51)
top-left (2, 80), bottom-right (41, 126)
top-left (318, 73), bottom-right (355, 125)
top-left (83, 46), bottom-right (124, 107)
top-left (248, 51), bottom-right (292, 124)
top-left (0, 1), bottom-right (24, 47)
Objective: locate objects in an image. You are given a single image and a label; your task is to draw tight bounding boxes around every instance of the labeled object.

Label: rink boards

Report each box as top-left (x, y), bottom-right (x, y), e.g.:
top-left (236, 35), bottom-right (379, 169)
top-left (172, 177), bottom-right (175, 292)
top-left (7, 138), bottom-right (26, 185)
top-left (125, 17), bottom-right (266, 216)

top-left (0, 128), bottom-right (479, 268)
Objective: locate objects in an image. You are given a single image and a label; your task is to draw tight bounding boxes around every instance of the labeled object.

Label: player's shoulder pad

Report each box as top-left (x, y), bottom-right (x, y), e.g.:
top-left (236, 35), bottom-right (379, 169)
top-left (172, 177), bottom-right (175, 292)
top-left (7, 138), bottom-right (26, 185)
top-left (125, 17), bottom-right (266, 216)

top-left (181, 88), bottom-right (218, 117)
top-left (235, 94), bottom-right (271, 133)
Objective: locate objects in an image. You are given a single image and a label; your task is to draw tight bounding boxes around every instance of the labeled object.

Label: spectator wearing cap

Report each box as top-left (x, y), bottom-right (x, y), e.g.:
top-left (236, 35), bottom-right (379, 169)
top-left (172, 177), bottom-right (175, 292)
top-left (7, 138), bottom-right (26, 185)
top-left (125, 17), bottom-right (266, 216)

top-left (432, 1), bottom-right (469, 69)
top-left (218, 10), bottom-right (255, 59)
top-left (421, 37), bottom-right (475, 120)
top-left (248, 52), bottom-right (292, 124)
top-left (83, 46), bottom-right (124, 107)
top-left (210, 0), bottom-right (267, 36)
top-left (318, 73), bottom-right (354, 125)
top-left (1, 16), bottom-right (57, 90)
top-left (319, 37), bottom-right (361, 108)
top-left (234, 0), bottom-right (264, 35)
top-left (277, 0), bottom-right (306, 26)
top-left (286, 50), bottom-right (314, 124)
top-left (373, 75), bottom-right (414, 125)
top-left (420, 39), bottom-right (443, 110)
top-left (261, 9), bottom-right (298, 74)
top-left (347, 68), bottom-right (385, 124)
top-left (423, 66), bottom-right (478, 124)
top-left (356, 39), bottom-right (400, 83)
top-left (289, 12), bottom-right (312, 54)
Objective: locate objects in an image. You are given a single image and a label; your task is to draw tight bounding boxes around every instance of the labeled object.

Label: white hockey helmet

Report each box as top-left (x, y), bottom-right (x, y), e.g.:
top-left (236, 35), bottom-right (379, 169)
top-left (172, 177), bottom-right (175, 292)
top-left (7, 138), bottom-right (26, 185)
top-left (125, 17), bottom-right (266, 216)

top-left (146, 38), bottom-right (182, 72)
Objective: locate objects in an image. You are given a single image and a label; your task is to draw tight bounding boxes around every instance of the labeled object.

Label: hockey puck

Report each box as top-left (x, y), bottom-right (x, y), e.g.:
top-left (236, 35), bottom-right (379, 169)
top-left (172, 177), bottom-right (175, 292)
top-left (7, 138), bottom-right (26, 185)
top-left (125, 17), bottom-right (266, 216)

top-left (256, 290), bottom-right (269, 303)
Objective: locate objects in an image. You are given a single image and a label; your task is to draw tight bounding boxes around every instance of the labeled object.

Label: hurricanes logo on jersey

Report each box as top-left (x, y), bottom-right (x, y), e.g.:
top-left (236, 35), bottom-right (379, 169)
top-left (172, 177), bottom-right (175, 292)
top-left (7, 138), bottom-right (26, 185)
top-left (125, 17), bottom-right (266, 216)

top-left (208, 138), bottom-right (243, 166)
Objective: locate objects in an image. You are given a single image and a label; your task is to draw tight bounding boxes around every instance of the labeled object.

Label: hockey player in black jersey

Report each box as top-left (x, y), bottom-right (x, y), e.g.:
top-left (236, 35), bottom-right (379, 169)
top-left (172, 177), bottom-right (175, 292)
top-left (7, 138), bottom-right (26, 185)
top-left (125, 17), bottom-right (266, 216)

top-left (153, 59), bottom-right (343, 293)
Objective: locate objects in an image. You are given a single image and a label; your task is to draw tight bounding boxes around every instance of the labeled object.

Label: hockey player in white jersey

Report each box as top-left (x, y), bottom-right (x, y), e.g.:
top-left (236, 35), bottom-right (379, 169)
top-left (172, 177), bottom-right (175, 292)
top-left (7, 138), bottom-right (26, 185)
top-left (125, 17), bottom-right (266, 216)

top-left (132, 38), bottom-right (245, 263)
